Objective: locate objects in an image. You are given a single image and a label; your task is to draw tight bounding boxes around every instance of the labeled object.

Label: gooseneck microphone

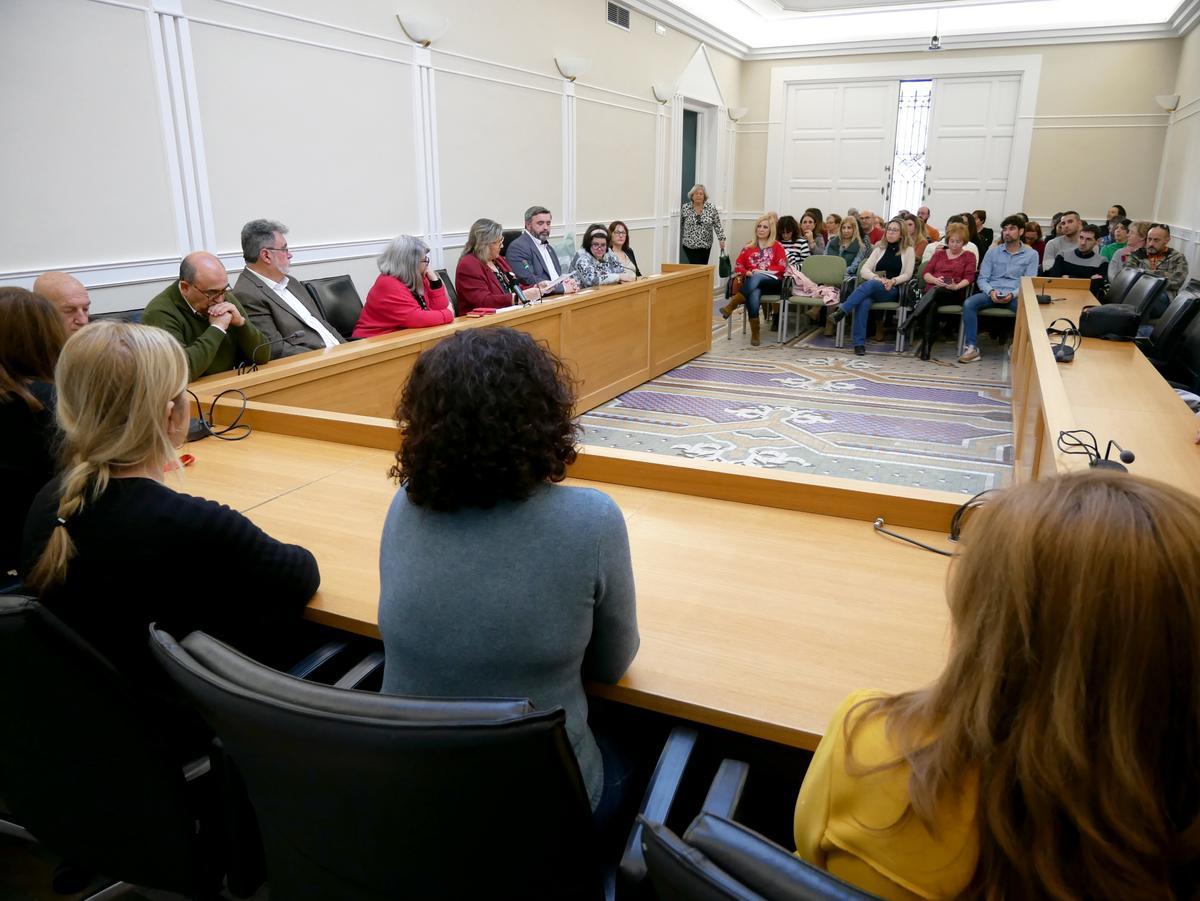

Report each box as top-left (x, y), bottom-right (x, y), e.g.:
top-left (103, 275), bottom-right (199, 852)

top-left (1056, 430), bottom-right (1136, 472)
top-left (1102, 440), bottom-right (1136, 466)
top-left (240, 330), bottom-right (305, 374)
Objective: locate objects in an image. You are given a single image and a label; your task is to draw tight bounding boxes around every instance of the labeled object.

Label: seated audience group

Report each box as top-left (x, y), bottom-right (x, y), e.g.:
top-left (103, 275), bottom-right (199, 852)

top-left (3, 186), bottom-right (1200, 899)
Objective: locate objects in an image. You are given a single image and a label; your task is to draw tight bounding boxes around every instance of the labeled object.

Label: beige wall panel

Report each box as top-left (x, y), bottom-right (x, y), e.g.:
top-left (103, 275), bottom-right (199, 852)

top-left (734, 133), bottom-right (768, 213)
top-left (577, 101), bottom-right (657, 223)
top-left (1025, 127), bottom-right (1164, 221)
top-left (0, 0), bottom-right (177, 272)
top-left (436, 72), bottom-right (561, 232)
top-left (1156, 25), bottom-right (1200, 265)
top-left (190, 23), bottom-right (416, 252)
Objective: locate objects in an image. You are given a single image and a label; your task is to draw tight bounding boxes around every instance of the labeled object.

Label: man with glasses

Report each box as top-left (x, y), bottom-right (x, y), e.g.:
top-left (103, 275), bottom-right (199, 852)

top-left (144, 251), bottom-right (266, 379)
top-left (233, 219), bottom-right (344, 358)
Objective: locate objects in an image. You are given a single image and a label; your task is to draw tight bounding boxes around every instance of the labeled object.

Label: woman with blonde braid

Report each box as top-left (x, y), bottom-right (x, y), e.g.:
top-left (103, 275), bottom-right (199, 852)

top-left (22, 322), bottom-right (318, 755)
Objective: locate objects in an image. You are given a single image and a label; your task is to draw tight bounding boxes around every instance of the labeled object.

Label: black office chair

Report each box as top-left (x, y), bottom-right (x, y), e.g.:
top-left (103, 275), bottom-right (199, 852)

top-left (437, 267), bottom-right (458, 313)
top-left (1104, 267), bottom-right (1141, 305)
top-left (501, 228), bottom-right (523, 258)
top-left (304, 274), bottom-right (363, 340)
top-left (1122, 274), bottom-right (1168, 323)
top-left (89, 308), bottom-right (143, 324)
top-left (1163, 309), bottom-right (1200, 395)
top-left (1140, 292), bottom-right (1200, 368)
top-left (634, 759), bottom-right (881, 900)
top-left (0, 596), bottom-right (244, 899)
top-left (150, 626), bottom-right (606, 900)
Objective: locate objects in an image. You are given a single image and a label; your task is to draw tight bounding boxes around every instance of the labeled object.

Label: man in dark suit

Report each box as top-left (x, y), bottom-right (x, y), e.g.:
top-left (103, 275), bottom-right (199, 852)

top-left (503, 206), bottom-right (579, 296)
top-left (233, 219), bottom-right (345, 359)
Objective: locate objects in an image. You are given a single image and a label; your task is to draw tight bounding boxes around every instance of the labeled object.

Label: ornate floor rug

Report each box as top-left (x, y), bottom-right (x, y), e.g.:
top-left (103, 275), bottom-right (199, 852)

top-left (578, 300), bottom-right (1014, 495)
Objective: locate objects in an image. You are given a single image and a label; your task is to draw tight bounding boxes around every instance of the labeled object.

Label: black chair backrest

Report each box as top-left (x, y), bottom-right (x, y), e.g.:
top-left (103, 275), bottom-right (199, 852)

top-left (1168, 308), bottom-right (1200, 394)
top-left (641, 814), bottom-right (880, 901)
top-left (1123, 274), bottom-right (1167, 322)
top-left (436, 267), bottom-right (458, 313)
top-left (304, 274), bottom-right (363, 340)
top-left (0, 596), bottom-right (216, 895)
top-left (150, 627), bottom-right (602, 901)
top-left (501, 228), bottom-right (523, 258)
top-left (1145, 293), bottom-right (1200, 364)
top-left (1105, 267), bottom-right (1141, 305)
top-left (89, 308), bottom-right (143, 324)
top-left (685, 813), bottom-right (880, 900)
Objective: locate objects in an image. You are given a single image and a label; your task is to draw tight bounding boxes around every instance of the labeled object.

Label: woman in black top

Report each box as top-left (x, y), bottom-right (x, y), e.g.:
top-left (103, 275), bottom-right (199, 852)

top-left (22, 322), bottom-right (318, 755)
top-left (0, 287), bottom-right (65, 581)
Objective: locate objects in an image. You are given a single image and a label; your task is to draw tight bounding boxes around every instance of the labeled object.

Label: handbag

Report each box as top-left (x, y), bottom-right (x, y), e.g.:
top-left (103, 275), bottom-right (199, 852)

top-left (1079, 304), bottom-right (1139, 340)
top-left (718, 253), bottom-right (732, 278)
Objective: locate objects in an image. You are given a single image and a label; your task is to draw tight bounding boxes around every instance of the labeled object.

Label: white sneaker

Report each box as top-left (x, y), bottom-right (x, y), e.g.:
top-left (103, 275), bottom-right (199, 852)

top-left (958, 345), bottom-right (981, 363)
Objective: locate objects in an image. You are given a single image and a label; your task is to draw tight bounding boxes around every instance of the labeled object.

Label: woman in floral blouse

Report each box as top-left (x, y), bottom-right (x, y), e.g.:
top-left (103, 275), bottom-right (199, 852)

top-left (570, 225), bottom-right (635, 289)
top-left (680, 184), bottom-right (726, 265)
top-left (720, 213), bottom-right (787, 346)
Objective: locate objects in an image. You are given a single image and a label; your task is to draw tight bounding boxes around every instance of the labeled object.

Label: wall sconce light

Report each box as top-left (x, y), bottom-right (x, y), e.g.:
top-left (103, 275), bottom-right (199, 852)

top-left (651, 83), bottom-right (676, 104)
top-left (396, 14), bottom-right (448, 47)
top-left (727, 107), bottom-right (749, 122)
top-left (1155, 93), bottom-right (1180, 112)
top-left (554, 56), bottom-right (591, 82)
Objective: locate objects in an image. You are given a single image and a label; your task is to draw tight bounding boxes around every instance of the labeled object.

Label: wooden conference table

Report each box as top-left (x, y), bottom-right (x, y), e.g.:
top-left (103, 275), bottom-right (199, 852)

top-left (186, 269), bottom-right (1197, 750)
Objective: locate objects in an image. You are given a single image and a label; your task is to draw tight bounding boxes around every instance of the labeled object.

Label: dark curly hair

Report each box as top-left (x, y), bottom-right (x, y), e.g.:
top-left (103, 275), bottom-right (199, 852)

top-left (390, 327), bottom-right (580, 511)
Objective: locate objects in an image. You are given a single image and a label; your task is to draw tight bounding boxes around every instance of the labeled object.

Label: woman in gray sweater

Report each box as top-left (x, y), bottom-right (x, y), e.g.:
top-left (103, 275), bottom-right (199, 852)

top-left (377, 327), bottom-right (640, 820)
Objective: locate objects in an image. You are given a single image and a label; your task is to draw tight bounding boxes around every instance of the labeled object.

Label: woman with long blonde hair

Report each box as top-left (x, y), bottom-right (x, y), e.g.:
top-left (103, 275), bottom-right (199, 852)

top-left (795, 470), bottom-right (1200, 899)
top-left (22, 322), bottom-right (318, 753)
top-left (720, 213), bottom-right (787, 346)
top-left (829, 216), bottom-right (914, 355)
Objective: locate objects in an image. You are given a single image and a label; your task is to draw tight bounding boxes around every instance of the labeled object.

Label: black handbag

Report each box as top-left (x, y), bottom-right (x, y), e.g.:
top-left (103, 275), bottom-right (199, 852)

top-left (718, 253), bottom-right (732, 278)
top-left (1079, 304), bottom-right (1139, 340)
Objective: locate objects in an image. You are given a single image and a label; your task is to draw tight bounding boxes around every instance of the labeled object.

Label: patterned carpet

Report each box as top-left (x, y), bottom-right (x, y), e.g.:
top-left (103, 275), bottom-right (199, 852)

top-left (578, 300), bottom-right (1014, 495)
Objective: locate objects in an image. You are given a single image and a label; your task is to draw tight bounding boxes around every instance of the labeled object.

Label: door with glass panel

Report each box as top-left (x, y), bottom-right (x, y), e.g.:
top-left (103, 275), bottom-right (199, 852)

top-left (922, 76), bottom-right (1020, 229)
top-left (780, 80), bottom-right (900, 220)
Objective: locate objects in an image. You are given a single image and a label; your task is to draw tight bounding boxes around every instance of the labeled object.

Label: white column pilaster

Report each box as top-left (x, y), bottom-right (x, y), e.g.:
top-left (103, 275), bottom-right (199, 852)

top-left (561, 80), bottom-right (578, 246)
top-left (410, 46), bottom-right (445, 268)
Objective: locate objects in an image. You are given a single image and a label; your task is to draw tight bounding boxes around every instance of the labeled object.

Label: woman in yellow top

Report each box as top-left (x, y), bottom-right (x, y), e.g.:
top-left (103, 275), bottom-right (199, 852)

top-left (795, 470), bottom-right (1200, 900)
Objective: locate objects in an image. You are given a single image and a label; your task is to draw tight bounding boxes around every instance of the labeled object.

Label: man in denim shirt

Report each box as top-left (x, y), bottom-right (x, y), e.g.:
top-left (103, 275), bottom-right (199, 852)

top-left (959, 215), bottom-right (1039, 363)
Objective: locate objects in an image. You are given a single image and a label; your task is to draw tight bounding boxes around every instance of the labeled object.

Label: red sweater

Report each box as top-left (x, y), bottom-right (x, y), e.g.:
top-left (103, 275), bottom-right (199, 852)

top-left (925, 247), bottom-right (977, 287)
top-left (455, 253), bottom-right (518, 313)
top-left (734, 242), bottom-right (787, 277)
top-left (353, 273), bottom-right (453, 338)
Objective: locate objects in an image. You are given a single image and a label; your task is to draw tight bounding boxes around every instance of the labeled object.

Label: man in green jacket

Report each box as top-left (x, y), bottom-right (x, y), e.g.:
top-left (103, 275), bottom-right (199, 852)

top-left (143, 252), bottom-right (266, 380)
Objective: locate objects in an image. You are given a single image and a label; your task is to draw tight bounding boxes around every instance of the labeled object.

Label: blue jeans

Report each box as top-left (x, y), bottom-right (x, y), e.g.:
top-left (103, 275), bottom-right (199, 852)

top-left (841, 279), bottom-right (899, 346)
top-left (742, 272), bottom-right (780, 318)
top-left (962, 291), bottom-right (1016, 346)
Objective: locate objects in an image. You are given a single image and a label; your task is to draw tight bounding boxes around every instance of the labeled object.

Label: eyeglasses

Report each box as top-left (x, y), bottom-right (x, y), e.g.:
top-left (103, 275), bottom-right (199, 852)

top-left (191, 284), bottom-right (232, 299)
top-left (266, 244), bottom-right (290, 255)
top-left (421, 256), bottom-right (430, 264)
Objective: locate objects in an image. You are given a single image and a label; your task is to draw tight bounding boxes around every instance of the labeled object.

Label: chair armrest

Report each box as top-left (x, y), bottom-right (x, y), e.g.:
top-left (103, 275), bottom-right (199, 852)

top-left (332, 651), bottom-right (385, 690)
top-left (700, 759), bottom-right (748, 820)
top-left (617, 726), bottom-right (698, 896)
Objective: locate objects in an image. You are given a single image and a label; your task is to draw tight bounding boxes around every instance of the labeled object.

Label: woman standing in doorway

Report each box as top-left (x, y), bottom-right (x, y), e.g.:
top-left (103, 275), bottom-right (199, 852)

top-left (680, 184), bottom-right (726, 265)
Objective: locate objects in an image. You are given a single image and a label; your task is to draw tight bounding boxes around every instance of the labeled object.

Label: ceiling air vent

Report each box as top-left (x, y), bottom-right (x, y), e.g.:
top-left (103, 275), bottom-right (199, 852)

top-left (607, 1), bottom-right (631, 30)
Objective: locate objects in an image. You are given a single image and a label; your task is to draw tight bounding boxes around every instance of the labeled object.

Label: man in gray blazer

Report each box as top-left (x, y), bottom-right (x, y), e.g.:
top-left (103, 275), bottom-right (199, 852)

top-left (504, 206), bottom-right (578, 296)
top-left (233, 219), bottom-right (345, 360)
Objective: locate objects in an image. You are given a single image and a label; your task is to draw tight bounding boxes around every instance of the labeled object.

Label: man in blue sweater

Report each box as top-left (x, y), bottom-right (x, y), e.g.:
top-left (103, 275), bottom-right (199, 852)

top-left (959, 215), bottom-right (1039, 363)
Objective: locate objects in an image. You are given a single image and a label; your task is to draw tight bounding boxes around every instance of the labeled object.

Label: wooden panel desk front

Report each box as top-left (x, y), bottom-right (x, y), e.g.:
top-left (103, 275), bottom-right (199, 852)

top-left (1011, 278), bottom-right (1200, 493)
top-left (179, 431), bottom-right (953, 750)
top-left (191, 268), bottom-right (713, 419)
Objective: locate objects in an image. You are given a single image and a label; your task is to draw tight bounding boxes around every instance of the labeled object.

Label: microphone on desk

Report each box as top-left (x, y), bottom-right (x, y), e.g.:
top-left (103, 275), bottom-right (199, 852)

top-left (1101, 440), bottom-right (1136, 467)
top-left (1056, 430), bottom-right (1135, 472)
top-left (240, 330), bottom-right (305, 374)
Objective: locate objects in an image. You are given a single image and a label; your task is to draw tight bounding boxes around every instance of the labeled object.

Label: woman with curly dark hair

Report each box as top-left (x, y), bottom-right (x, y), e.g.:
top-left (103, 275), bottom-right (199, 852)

top-left (377, 327), bottom-right (640, 824)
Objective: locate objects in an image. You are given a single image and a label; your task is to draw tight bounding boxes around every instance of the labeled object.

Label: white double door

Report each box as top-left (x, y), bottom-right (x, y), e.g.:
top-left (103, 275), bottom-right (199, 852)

top-left (779, 75), bottom-right (1019, 224)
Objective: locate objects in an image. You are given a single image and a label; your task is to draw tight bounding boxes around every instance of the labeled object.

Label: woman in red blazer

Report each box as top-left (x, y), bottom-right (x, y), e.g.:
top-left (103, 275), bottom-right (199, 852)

top-left (353, 235), bottom-right (454, 338)
top-left (455, 219), bottom-right (542, 314)
top-left (719, 213), bottom-right (788, 345)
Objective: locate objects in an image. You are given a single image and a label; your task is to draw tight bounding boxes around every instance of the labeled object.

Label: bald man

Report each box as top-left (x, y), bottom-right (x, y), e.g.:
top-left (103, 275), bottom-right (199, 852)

top-left (143, 252), bottom-right (265, 379)
top-left (32, 271), bottom-right (91, 335)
